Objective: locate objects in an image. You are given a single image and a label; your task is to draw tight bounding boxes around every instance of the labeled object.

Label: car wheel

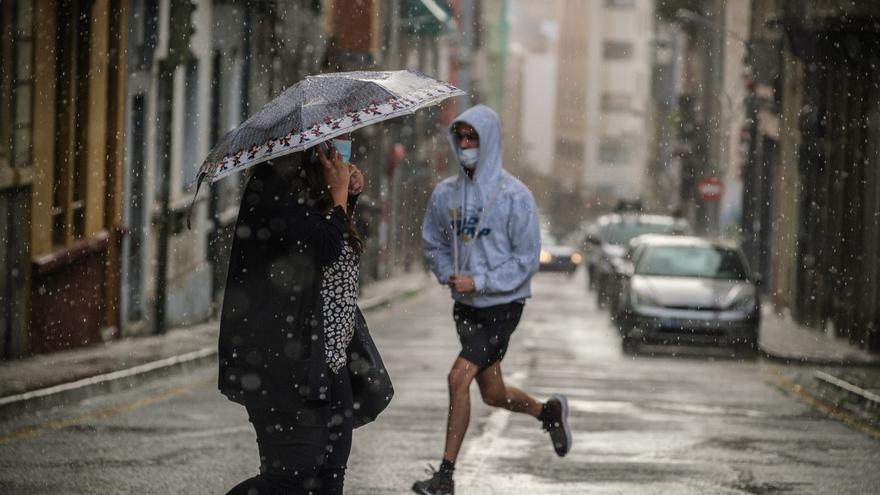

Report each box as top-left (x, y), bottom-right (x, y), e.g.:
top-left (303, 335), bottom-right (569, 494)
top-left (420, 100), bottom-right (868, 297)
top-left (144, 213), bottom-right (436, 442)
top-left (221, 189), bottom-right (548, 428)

top-left (609, 290), bottom-right (620, 314)
top-left (621, 336), bottom-right (639, 355)
top-left (613, 309), bottom-right (631, 332)
top-left (734, 335), bottom-right (759, 356)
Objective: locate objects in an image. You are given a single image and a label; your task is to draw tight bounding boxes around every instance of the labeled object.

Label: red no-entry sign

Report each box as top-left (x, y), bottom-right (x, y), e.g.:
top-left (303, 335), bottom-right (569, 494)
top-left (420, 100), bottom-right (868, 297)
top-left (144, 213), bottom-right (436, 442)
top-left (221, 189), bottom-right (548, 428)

top-left (697, 177), bottom-right (723, 202)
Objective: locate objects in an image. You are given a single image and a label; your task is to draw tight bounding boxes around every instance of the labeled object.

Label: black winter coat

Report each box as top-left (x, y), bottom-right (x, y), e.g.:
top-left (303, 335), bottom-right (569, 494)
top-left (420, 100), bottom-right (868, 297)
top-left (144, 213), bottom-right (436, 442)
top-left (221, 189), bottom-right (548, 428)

top-left (218, 156), bottom-right (353, 425)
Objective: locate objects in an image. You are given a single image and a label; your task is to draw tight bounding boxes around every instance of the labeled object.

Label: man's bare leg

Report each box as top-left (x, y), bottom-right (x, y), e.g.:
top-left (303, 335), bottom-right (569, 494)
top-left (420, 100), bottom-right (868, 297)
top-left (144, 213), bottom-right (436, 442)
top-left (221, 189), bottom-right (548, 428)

top-left (476, 360), bottom-right (572, 457)
top-left (442, 357), bottom-right (482, 462)
top-left (476, 361), bottom-right (543, 416)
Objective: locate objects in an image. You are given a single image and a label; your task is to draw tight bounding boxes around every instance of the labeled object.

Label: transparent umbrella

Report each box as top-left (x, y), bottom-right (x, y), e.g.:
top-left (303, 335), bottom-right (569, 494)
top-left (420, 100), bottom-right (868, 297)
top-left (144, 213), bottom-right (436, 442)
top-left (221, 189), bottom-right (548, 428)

top-left (193, 69), bottom-right (465, 186)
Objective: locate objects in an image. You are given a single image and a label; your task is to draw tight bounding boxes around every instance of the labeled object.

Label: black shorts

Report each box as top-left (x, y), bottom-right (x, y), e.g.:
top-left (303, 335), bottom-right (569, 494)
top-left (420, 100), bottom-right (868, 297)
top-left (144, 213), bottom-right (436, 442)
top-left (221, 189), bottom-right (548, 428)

top-left (454, 301), bottom-right (524, 370)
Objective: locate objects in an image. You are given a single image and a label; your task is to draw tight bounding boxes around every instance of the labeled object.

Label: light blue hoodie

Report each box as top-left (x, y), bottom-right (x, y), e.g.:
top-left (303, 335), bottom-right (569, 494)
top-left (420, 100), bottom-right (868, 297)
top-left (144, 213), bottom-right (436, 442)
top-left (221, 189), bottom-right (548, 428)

top-left (422, 104), bottom-right (541, 308)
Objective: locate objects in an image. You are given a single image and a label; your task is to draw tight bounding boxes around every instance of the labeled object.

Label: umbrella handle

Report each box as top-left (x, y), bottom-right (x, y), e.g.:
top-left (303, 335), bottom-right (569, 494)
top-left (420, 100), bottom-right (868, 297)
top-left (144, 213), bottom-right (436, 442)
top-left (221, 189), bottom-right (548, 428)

top-left (452, 207), bottom-right (459, 276)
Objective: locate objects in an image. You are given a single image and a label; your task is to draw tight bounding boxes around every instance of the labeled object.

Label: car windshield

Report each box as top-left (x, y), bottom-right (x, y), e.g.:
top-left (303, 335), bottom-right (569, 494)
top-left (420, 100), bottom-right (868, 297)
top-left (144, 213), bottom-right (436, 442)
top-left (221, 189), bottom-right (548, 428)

top-left (635, 245), bottom-right (748, 280)
top-left (604, 221), bottom-right (681, 246)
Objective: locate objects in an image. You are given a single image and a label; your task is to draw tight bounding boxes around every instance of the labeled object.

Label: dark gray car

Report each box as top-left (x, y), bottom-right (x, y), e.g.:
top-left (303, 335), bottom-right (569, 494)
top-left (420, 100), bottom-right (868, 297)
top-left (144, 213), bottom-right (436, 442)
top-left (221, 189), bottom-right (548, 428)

top-left (614, 235), bottom-right (760, 352)
top-left (584, 214), bottom-right (690, 306)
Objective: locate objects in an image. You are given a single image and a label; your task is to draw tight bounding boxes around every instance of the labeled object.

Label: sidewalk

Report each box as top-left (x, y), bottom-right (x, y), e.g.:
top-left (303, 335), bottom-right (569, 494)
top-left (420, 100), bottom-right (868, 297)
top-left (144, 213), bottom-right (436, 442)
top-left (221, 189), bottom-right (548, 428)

top-left (759, 307), bottom-right (880, 367)
top-left (0, 270), bottom-right (432, 419)
top-left (760, 307), bottom-right (880, 427)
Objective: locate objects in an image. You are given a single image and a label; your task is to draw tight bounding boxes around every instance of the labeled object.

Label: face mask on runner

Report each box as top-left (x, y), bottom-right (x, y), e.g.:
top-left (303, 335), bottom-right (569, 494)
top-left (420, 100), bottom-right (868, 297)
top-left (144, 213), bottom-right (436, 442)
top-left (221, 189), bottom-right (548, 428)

top-left (457, 147), bottom-right (479, 169)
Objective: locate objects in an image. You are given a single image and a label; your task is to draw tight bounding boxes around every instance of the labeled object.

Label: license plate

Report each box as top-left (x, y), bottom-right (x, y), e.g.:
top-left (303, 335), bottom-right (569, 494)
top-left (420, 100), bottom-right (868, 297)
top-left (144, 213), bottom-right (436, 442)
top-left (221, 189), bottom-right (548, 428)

top-left (660, 317), bottom-right (683, 328)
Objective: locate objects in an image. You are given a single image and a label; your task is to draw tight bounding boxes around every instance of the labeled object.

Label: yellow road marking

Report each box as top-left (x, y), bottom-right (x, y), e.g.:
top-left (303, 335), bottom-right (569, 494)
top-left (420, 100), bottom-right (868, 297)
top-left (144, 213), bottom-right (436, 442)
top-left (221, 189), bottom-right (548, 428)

top-left (0, 376), bottom-right (213, 445)
top-left (767, 365), bottom-right (880, 441)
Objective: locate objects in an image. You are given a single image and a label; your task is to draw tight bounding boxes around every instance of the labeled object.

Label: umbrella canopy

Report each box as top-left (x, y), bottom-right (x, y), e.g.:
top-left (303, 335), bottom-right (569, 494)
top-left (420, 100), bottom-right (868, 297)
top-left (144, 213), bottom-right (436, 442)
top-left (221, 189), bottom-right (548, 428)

top-left (194, 70), bottom-right (465, 185)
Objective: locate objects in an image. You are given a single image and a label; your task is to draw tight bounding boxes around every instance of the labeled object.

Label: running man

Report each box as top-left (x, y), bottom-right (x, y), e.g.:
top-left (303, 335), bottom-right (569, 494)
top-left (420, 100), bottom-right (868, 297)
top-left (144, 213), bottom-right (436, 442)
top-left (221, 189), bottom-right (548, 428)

top-left (413, 104), bottom-right (572, 495)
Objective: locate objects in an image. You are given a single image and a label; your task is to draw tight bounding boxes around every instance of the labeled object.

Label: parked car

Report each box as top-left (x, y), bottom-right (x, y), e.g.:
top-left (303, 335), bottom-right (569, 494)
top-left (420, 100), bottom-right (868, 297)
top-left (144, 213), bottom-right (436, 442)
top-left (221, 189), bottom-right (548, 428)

top-left (614, 235), bottom-right (761, 352)
top-left (539, 233), bottom-right (581, 274)
top-left (585, 214), bottom-right (690, 308)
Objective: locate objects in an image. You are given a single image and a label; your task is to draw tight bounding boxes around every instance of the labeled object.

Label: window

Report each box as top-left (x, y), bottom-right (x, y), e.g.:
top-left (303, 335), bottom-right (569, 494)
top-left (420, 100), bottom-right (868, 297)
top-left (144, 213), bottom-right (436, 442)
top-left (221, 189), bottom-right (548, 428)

top-left (130, 0), bottom-right (159, 69)
top-left (601, 93), bottom-right (632, 113)
top-left (210, 49), bottom-right (247, 216)
top-left (599, 138), bottom-right (631, 165)
top-left (605, 0), bottom-right (635, 7)
top-left (603, 41), bottom-right (633, 60)
top-left (181, 61), bottom-right (200, 190)
top-left (52, 2), bottom-right (93, 245)
top-left (0, 4), bottom-right (11, 171)
top-left (128, 94), bottom-right (147, 321)
top-left (1, 0), bottom-right (34, 176)
top-left (636, 246), bottom-right (748, 280)
top-left (555, 139), bottom-right (584, 161)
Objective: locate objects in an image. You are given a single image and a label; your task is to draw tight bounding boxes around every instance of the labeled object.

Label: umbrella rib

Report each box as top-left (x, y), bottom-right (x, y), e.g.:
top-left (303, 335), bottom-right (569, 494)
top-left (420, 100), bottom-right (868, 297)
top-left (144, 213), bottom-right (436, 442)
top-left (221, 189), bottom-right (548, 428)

top-left (370, 81), bottom-right (405, 102)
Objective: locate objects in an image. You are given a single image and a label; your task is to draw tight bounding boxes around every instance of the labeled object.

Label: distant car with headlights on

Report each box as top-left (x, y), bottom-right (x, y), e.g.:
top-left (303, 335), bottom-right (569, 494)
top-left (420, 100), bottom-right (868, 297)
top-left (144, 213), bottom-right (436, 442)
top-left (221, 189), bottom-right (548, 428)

top-left (539, 235), bottom-right (581, 274)
top-left (614, 235), bottom-right (760, 352)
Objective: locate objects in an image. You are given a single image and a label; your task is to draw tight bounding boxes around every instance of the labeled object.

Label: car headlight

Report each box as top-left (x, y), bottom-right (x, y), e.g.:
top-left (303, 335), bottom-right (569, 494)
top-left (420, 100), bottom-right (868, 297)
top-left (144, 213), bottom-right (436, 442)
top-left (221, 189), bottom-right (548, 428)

top-left (631, 289), bottom-right (661, 308)
top-left (571, 253), bottom-right (582, 264)
top-left (540, 249), bottom-right (552, 263)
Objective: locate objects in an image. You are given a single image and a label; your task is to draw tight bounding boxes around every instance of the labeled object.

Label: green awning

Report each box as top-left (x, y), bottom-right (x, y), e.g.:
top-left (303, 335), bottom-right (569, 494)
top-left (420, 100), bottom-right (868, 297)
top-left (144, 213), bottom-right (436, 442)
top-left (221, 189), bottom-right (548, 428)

top-left (402, 0), bottom-right (455, 36)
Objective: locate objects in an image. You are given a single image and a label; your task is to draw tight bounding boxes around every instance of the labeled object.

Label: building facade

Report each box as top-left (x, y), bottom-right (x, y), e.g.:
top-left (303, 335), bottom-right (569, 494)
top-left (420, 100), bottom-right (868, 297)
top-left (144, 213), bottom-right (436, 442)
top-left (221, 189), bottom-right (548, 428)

top-left (743, 0), bottom-right (880, 353)
top-left (0, 0), bottom-right (37, 358)
top-left (0, 0), bottom-right (462, 359)
top-left (586, 0), bottom-right (654, 204)
top-left (119, 0), bottom-right (331, 337)
top-left (1, 0), bottom-right (129, 358)
top-left (551, 0), bottom-right (654, 229)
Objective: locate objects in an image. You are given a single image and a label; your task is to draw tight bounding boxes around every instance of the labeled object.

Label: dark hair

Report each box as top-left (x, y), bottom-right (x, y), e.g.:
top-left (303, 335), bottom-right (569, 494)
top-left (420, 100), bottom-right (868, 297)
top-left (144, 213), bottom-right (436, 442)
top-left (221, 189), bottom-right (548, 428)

top-left (300, 150), bottom-right (366, 255)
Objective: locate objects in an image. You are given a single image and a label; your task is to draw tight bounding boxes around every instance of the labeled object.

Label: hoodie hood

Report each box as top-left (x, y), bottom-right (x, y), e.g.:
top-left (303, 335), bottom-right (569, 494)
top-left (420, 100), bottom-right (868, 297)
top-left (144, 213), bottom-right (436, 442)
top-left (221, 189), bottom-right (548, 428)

top-left (448, 104), bottom-right (504, 188)
top-left (422, 104), bottom-right (541, 308)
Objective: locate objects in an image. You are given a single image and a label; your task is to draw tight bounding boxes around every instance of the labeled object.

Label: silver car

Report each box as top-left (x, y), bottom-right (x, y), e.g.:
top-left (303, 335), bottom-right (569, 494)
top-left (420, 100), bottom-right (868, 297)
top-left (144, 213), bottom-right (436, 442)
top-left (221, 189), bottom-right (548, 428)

top-left (614, 235), bottom-right (760, 352)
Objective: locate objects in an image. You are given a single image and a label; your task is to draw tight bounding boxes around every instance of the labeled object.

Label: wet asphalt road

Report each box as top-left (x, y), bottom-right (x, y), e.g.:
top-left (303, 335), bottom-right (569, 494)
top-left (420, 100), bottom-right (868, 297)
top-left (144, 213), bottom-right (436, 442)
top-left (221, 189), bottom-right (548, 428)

top-left (1, 271), bottom-right (879, 494)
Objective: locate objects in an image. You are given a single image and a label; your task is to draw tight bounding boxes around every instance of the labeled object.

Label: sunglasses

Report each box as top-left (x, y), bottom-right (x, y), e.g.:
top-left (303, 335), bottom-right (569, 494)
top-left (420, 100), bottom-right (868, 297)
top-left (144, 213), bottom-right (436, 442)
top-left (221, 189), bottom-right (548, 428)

top-left (455, 131), bottom-right (479, 141)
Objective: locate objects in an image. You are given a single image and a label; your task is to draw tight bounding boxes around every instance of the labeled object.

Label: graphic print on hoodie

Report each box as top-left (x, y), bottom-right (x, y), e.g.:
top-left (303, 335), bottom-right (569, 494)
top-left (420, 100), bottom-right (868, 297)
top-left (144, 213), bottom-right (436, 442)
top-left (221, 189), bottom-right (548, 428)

top-left (422, 104), bottom-right (541, 309)
top-left (450, 203), bottom-right (491, 242)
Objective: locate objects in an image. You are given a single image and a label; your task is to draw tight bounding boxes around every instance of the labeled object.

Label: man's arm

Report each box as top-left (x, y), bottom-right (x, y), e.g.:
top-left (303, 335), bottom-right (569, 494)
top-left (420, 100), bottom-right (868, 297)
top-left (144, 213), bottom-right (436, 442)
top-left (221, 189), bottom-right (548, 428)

top-left (471, 191), bottom-right (540, 294)
top-left (422, 187), bottom-right (456, 284)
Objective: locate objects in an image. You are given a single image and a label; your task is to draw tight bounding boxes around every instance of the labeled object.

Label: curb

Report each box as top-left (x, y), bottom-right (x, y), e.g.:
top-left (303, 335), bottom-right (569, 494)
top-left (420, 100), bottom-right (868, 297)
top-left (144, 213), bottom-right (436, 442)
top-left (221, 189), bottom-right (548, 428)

top-left (758, 345), bottom-right (880, 369)
top-left (0, 280), bottom-right (429, 421)
top-left (814, 371), bottom-right (880, 409)
top-left (0, 347), bottom-right (217, 421)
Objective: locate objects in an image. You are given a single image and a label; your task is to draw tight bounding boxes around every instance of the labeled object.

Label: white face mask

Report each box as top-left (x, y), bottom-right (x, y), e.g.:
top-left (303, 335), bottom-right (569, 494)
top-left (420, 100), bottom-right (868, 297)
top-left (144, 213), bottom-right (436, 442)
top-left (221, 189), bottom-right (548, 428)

top-left (457, 148), bottom-right (479, 169)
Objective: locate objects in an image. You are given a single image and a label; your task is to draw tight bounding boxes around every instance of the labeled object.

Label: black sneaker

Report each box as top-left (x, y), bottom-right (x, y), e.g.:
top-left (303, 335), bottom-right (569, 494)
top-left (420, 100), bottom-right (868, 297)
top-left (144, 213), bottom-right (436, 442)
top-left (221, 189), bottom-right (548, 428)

top-left (542, 394), bottom-right (572, 456)
top-left (412, 465), bottom-right (454, 495)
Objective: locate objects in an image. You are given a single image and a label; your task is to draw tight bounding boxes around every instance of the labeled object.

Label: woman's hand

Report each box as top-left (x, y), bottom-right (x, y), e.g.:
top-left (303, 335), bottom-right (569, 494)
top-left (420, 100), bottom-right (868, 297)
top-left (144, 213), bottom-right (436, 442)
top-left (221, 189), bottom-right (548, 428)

top-left (348, 164), bottom-right (364, 195)
top-left (317, 144), bottom-right (351, 211)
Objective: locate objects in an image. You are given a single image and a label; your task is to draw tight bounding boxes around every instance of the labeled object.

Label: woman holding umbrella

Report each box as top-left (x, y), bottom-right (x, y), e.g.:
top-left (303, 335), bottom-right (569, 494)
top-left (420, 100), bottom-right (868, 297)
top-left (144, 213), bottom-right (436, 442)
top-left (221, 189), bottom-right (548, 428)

top-left (193, 70), bottom-right (463, 494)
top-left (220, 139), bottom-right (364, 495)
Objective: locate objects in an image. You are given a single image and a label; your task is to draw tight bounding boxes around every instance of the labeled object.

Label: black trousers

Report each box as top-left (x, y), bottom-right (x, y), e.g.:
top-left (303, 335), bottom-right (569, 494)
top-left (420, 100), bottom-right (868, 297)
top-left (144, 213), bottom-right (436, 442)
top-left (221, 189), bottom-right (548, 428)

top-left (226, 370), bottom-right (353, 495)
